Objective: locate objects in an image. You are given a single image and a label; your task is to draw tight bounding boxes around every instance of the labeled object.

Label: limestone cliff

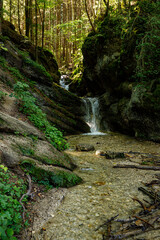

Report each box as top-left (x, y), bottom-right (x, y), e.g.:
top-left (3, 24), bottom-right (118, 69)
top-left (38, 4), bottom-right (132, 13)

top-left (81, 1), bottom-right (160, 142)
top-left (0, 20), bottom-right (89, 187)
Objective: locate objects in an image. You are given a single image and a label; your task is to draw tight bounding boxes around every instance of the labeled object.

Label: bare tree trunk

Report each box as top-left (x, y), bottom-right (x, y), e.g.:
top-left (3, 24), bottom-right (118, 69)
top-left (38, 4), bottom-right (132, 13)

top-left (35, 0), bottom-right (38, 61)
top-left (10, 0), bottom-right (12, 23)
top-left (42, 0), bottom-right (45, 48)
top-left (62, 2), bottom-right (67, 63)
top-left (0, 0), bottom-right (3, 35)
top-left (84, 0), bottom-right (95, 32)
top-left (118, 0), bottom-right (121, 11)
top-left (18, 0), bottom-right (21, 34)
top-left (29, 0), bottom-right (33, 41)
top-left (106, 0), bottom-right (109, 16)
top-left (56, 4), bottom-right (60, 64)
top-left (25, 0), bottom-right (30, 37)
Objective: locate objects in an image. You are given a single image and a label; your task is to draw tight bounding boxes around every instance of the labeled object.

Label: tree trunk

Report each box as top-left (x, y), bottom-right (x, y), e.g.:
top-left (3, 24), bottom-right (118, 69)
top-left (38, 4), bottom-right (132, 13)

top-left (25, 0), bottom-right (30, 37)
top-left (29, 0), bottom-right (33, 41)
top-left (106, 0), bottom-right (109, 16)
top-left (0, 0), bottom-right (3, 35)
top-left (35, 0), bottom-right (38, 61)
top-left (18, 0), bottom-right (21, 34)
top-left (42, 0), bottom-right (45, 48)
top-left (84, 0), bottom-right (95, 32)
top-left (10, 0), bottom-right (12, 23)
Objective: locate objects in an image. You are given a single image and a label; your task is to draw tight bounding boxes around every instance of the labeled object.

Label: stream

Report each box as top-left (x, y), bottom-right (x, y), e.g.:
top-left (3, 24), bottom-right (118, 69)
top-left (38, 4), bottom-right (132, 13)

top-left (32, 132), bottom-right (160, 240)
top-left (29, 81), bottom-right (160, 239)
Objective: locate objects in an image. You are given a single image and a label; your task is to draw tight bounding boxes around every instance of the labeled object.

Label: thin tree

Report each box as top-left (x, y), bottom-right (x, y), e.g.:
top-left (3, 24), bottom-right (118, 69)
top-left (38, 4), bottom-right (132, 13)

top-left (9, 0), bottom-right (12, 23)
top-left (35, 0), bottom-right (38, 61)
top-left (42, 0), bottom-right (46, 48)
top-left (18, 0), bottom-right (21, 34)
top-left (103, 0), bottom-right (109, 16)
top-left (0, 0), bottom-right (3, 35)
top-left (25, 0), bottom-right (30, 37)
top-left (84, 0), bottom-right (95, 32)
top-left (29, 0), bottom-right (33, 41)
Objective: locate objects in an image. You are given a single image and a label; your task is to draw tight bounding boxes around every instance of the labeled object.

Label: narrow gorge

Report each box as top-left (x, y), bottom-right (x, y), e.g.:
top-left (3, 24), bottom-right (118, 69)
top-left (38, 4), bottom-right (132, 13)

top-left (0, 0), bottom-right (160, 239)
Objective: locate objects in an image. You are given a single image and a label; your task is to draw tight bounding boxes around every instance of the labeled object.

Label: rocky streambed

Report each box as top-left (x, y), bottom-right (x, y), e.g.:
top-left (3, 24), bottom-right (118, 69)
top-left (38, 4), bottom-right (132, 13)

top-left (31, 132), bottom-right (160, 240)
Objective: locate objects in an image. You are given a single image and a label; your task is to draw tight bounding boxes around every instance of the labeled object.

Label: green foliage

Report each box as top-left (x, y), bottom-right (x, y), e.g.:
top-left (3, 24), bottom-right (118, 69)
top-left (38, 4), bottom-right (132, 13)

top-left (71, 50), bottom-right (83, 83)
top-left (19, 50), bottom-right (52, 80)
top-left (19, 146), bottom-right (35, 157)
top-left (0, 43), bottom-right (8, 52)
top-left (13, 82), bottom-right (68, 150)
top-left (0, 165), bottom-right (27, 240)
top-left (21, 161), bottom-right (82, 188)
top-left (133, 1), bottom-right (160, 82)
top-left (0, 91), bottom-right (7, 101)
top-left (0, 56), bottom-right (7, 68)
top-left (8, 67), bottom-right (24, 81)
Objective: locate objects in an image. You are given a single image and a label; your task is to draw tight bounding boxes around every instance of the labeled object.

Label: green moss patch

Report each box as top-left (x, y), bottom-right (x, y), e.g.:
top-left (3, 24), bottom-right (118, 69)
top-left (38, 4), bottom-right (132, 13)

top-left (20, 159), bottom-right (82, 188)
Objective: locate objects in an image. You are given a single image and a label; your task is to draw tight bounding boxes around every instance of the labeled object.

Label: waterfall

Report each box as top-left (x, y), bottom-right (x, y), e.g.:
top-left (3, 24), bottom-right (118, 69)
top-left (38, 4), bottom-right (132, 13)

top-left (82, 97), bottom-right (106, 135)
top-left (59, 75), bottom-right (70, 91)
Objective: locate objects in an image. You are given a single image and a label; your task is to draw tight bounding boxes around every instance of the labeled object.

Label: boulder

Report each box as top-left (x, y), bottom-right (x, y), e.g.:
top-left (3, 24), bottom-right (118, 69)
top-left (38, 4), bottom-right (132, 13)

top-left (76, 144), bottom-right (95, 151)
top-left (105, 151), bottom-right (126, 159)
top-left (20, 157), bottom-right (82, 187)
top-left (0, 111), bottom-right (44, 138)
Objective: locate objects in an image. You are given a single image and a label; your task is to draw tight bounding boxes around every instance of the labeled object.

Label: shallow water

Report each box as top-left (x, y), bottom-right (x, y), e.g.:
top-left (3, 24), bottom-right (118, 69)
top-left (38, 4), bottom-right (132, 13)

top-left (33, 132), bottom-right (160, 240)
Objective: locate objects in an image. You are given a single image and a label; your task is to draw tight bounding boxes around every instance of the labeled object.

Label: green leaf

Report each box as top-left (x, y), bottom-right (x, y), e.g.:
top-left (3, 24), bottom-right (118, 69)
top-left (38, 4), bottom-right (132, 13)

top-left (7, 228), bottom-right (14, 237)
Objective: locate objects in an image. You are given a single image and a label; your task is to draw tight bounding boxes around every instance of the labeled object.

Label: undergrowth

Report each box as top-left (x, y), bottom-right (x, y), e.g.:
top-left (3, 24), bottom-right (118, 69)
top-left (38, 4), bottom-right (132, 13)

top-left (0, 53), bottom-right (68, 150)
top-left (0, 165), bottom-right (28, 240)
top-left (12, 81), bottom-right (68, 150)
top-left (18, 50), bottom-right (52, 80)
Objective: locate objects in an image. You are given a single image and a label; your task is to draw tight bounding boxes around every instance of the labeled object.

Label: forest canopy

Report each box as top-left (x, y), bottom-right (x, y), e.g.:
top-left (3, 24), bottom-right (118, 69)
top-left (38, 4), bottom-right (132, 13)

top-left (0, 0), bottom-right (137, 69)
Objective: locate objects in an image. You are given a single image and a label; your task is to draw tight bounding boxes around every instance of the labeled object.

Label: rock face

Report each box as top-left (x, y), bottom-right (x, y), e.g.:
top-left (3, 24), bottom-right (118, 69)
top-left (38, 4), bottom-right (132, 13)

top-left (0, 111), bottom-right (44, 138)
top-left (81, 3), bottom-right (160, 142)
top-left (82, 31), bottom-right (121, 95)
top-left (0, 111), bottom-right (82, 186)
top-left (0, 20), bottom-right (88, 187)
top-left (0, 20), bottom-right (89, 135)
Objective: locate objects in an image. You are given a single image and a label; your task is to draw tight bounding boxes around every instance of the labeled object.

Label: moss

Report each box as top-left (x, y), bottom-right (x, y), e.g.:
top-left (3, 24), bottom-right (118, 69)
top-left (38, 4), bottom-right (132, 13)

top-left (33, 155), bottom-right (63, 167)
top-left (20, 160), bottom-right (82, 188)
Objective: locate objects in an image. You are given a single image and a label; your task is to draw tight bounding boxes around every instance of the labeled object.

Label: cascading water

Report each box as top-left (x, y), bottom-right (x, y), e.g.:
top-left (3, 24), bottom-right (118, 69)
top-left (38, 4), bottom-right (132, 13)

top-left (59, 75), bottom-right (70, 91)
top-left (82, 97), bottom-right (106, 135)
top-left (59, 76), bottom-right (106, 135)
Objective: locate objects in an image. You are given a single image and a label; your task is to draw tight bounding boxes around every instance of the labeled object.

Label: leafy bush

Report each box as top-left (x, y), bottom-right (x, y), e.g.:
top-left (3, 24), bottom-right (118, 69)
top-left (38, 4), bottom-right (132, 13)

top-left (0, 165), bottom-right (27, 240)
top-left (0, 91), bottom-right (7, 101)
top-left (19, 50), bottom-right (52, 79)
top-left (134, 1), bottom-right (160, 82)
top-left (8, 67), bottom-right (24, 81)
top-left (0, 56), bottom-right (7, 68)
top-left (13, 82), bottom-right (68, 150)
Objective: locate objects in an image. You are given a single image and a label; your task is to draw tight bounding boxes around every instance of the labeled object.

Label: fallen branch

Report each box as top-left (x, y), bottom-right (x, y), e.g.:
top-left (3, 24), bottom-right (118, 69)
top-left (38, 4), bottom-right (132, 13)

top-left (109, 227), bottom-right (160, 239)
top-left (132, 197), bottom-right (147, 211)
top-left (133, 215), bottom-right (154, 228)
top-left (113, 164), bottom-right (160, 171)
top-left (19, 174), bottom-right (32, 221)
top-left (115, 218), bottom-right (136, 223)
top-left (95, 214), bottom-right (119, 231)
top-left (138, 187), bottom-right (160, 202)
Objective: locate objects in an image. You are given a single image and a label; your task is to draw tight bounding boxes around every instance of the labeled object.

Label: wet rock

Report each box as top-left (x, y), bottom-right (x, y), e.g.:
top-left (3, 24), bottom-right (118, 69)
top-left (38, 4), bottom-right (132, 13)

top-left (9, 135), bottom-right (76, 170)
top-left (0, 133), bottom-right (77, 169)
top-left (95, 150), bottom-right (105, 156)
top-left (20, 157), bottom-right (82, 188)
top-left (0, 111), bottom-right (44, 139)
top-left (105, 151), bottom-right (126, 159)
top-left (1, 151), bottom-right (19, 167)
top-left (76, 144), bottom-right (95, 151)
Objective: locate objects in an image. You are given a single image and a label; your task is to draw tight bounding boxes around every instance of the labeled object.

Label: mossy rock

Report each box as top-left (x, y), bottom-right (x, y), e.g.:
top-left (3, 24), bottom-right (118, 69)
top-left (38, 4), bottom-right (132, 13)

top-left (0, 111), bottom-right (44, 138)
top-left (10, 136), bottom-right (76, 170)
top-left (20, 158), bottom-right (82, 188)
